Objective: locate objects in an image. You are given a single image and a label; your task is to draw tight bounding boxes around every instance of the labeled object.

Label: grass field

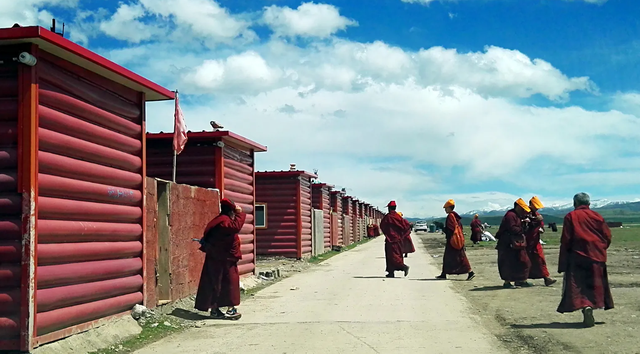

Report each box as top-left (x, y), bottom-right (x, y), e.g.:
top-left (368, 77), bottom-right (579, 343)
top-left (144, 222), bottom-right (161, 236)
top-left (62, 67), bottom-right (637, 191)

top-left (417, 224), bottom-right (640, 354)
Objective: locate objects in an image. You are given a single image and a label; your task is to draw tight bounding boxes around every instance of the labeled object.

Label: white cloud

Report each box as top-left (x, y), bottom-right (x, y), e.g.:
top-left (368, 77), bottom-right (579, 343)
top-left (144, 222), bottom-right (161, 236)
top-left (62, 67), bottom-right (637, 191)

top-left (138, 0), bottom-right (256, 45)
top-left (262, 2), bottom-right (357, 38)
top-left (401, 0), bottom-right (608, 5)
top-left (611, 92), bottom-right (640, 117)
top-left (99, 3), bottom-right (161, 43)
top-left (0, 0), bottom-right (77, 28)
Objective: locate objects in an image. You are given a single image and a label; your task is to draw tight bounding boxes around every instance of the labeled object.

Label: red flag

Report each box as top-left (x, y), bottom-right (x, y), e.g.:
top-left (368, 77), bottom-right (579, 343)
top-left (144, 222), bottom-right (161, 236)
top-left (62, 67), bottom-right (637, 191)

top-left (173, 91), bottom-right (188, 154)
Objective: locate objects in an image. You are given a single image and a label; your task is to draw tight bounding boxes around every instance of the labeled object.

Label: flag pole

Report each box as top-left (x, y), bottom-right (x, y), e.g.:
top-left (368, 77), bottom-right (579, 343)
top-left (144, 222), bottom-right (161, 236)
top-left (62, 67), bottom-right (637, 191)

top-left (172, 90), bottom-right (178, 182)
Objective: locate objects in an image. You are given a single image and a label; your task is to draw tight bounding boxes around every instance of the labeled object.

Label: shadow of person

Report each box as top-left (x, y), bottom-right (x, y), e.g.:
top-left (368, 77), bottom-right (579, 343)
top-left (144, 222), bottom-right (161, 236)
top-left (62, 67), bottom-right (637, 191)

top-left (353, 276), bottom-right (398, 279)
top-left (469, 285), bottom-right (510, 292)
top-left (511, 322), bottom-right (606, 330)
top-left (170, 308), bottom-right (210, 321)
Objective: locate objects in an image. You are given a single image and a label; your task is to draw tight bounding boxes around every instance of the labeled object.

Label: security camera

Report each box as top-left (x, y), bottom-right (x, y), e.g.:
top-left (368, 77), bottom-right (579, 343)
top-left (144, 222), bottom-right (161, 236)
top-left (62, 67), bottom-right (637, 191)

top-left (216, 141), bottom-right (224, 148)
top-left (16, 52), bottom-right (37, 66)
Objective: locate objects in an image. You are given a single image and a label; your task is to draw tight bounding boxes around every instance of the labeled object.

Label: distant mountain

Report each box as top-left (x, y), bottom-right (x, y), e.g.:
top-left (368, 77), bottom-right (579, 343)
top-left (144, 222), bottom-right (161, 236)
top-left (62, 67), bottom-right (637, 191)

top-left (463, 199), bottom-right (640, 218)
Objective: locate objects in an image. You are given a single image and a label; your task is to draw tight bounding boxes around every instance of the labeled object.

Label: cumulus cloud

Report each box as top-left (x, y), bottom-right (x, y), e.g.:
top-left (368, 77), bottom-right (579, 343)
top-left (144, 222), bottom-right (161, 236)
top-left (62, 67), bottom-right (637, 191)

top-left (99, 3), bottom-right (162, 43)
top-left (611, 92), bottom-right (640, 117)
top-left (0, 0), bottom-right (77, 28)
top-left (401, 0), bottom-right (608, 5)
top-left (262, 2), bottom-right (357, 38)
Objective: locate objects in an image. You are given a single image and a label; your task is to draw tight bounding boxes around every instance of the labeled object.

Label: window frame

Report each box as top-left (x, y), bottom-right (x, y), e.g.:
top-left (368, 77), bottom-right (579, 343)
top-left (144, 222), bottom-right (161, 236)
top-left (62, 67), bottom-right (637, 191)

top-left (255, 203), bottom-right (267, 229)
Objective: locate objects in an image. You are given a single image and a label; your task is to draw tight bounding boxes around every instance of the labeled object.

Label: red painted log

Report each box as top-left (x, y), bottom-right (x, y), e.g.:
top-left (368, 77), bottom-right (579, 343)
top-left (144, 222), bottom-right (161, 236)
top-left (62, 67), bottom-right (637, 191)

top-left (224, 178), bottom-right (252, 194)
top-left (38, 196), bottom-right (142, 223)
top-left (0, 219), bottom-right (20, 241)
top-left (0, 194), bottom-right (20, 215)
top-left (0, 172), bottom-right (16, 192)
top-left (37, 275), bottom-right (143, 313)
top-left (240, 244), bottom-right (253, 254)
top-left (255, 249), bottom-right (297, 256)
top-left (39, 105), bottom-right (141, 154)
top-left (0, 122), bottom-right (17, 144)
top-left (0, 78), bottom-right (17, 97)
top-left (38, 242), bottom-right (142, 265)
top-left (39, 128), bottom-right (141, 173)
top-left (239, 224), bottom-right (254, 235)
top-left (39, 89), bottom-right (141, 137)
top-left (238, 263), bottom-right (254, 275)
top-left (239, 234), bottom-right (253, 244)
top-left (38, 220), bottom-right (141, 243)
top-left (0, 316), bottom-right (18, 338)
top-left (0, 99), bottom-right (16, 121)
top-left (224, 190), bottom-right (252, 204)
top-left (256, 242), bottom-right (297, 249)
top-left (0, 241), bottom-right (20, 263)
top-left (36, 292), bottom-right (143, 335)
top-left (0, 148), bottom-right (17, 169)
top-left (0, 264), bottom-right (19, 286)
top-left (39, 151), bottom-right (142, 189)
top-left (173, 176), bottom-right (215, 187)
top-left (223, 167), bottom-right (252, 185)
top-left (238, 253), bottom-right (255, 264)
top-left (37, 258), bottom-right (142, 289)
top-left (223, 158), bottom-right (252, 174)
top-left (39, 174), bottom-right (141, 206)
top-left (0, 289), bottom-right (19, 314)
top-left (39, 60), bottom-right (141, 121)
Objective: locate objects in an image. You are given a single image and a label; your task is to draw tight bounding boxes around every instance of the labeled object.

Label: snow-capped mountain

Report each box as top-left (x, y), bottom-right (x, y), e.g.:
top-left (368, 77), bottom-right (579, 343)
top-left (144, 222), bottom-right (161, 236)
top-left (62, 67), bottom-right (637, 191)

top-left (461, 199), bottom-right (640, 218)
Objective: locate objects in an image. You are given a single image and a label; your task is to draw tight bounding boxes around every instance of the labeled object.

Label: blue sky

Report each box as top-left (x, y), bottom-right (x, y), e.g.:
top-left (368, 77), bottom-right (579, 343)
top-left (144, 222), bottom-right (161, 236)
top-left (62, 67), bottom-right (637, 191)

top-left (3, 0), bottom-right (639, 216)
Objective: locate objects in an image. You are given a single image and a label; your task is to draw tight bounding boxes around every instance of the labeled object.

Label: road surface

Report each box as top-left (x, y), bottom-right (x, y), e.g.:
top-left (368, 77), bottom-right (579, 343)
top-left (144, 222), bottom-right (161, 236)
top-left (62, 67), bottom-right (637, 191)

top-left (134, 235), bottom-right (508, 354)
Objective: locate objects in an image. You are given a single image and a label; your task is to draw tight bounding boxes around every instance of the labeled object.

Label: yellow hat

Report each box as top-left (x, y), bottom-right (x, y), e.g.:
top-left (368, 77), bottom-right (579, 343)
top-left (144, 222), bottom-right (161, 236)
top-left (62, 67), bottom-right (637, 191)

top-left (515, 198), bottom-right (531, 213)
top-left (474, 214), bottom-right (479, 219)
top-left (398, 212), bottom-right (403, 217)
top-left (529, 196), bottom-right (544, 210)
top-left (443, 199), bottom-right (455, 208)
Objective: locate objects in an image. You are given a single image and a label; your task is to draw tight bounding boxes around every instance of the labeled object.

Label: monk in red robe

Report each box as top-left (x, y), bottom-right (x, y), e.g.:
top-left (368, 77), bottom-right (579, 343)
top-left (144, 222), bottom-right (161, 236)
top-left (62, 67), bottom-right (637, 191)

top-left (557, 192), bottom-right (614, 327)
top-left (470, 214), bottom-right (483, 244)
top-left (495, 198), bottom-right (532, 288)
top-left (380, 201), bottom-right (411, 278)
top-left (436, 199), bottom-right (475, 280)
top-left (195, 198), bottom-right (246, 320)
top-left (525, 196), bottom-right (556, 286)
top-left (398, 212), bottom-right (415, 258)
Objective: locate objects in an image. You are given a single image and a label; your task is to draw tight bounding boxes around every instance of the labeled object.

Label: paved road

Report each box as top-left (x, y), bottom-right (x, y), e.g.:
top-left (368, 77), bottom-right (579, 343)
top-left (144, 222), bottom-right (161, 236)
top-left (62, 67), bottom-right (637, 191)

top-left (134, 235), bottom-right (508, 354)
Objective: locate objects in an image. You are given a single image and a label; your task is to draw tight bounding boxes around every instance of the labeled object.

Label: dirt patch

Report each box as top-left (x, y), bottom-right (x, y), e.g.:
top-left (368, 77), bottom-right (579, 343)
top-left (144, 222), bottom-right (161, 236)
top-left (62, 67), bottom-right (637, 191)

top-left (417, 230), bottom-right (640, 354)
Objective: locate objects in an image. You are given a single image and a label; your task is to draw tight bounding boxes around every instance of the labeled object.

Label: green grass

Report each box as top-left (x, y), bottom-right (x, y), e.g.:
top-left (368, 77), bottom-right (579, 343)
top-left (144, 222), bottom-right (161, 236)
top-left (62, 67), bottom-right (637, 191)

top-left (88, 316), bottom-right (185, 354)
top-left (539, 224), bottom-right (640, 248)
top-left (309, 237), bottom-right (374, 264)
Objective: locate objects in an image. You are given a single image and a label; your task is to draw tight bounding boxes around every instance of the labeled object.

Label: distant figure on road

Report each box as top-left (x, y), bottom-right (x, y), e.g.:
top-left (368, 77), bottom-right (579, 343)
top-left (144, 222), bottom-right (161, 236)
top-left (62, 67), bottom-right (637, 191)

top-left (470, 214), bottom-right (483, 244)
top-left (525, 196), bottom-right (556, 287)
top-left (195, 198), bottom-right (246, 320)
top-left (436, 199), bottom-right (475, 281)
top-left (495, 198), bottom-right (532, 289)
top-left (397, 212), bottom-right (415, 258)
top-left (380, 201), bottom-right (411, 278)
top-left (557, 192), bottom-right (614, 327)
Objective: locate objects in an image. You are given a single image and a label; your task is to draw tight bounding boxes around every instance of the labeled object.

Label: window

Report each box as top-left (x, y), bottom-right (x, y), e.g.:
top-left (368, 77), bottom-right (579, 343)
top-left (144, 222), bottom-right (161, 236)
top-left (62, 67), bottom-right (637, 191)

top-left (255, 203), bottom-right (267, 229)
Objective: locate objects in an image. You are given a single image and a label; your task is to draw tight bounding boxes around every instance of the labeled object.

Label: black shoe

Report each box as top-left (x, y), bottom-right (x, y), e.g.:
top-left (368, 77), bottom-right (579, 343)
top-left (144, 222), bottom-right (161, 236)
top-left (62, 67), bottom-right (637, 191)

top-left (503, 282), bottom-right (516, 289)
top-left (225, 307), bottom-right (242, 320)
top-left (385, 272), bottom-right (395, 278)
top-left (210, 308), bottom-right (225, 319)
top-left (467, 272), bottom-right (476, 281)
top-left (436, 274), bottom-right (446, 280)
top-left (404, 265), bottom-right (410, 277)
top-left (582, 307), bottom-right (595, 327)
top-left (515, 281), bottom-right (533, 287)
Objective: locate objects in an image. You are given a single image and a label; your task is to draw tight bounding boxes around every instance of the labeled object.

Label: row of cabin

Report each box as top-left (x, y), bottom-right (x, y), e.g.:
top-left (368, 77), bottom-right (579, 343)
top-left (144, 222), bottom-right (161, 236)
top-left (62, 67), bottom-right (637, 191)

top-left (0, 25), bottom-right (384, 351)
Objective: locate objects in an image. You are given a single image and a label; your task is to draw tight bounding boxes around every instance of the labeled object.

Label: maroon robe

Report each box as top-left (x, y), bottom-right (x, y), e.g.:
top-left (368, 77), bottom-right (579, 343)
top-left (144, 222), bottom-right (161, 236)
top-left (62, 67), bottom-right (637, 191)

top-left (402, 230), bottom-right (416, 254)
top-left (525, 212), bottom-right (550, 279)
top-left (557, 206), bottom-right (614, 313)
top-left (495, 209), bottom-right (531, 282)
top-left (380, 211), bottom-right (411, 272)
top-left (470, 219), bottom-right (483, 243)
top-left (195, 212), bottom-right (246, 312)
top-left (442, 212), bottom-right (472, 274)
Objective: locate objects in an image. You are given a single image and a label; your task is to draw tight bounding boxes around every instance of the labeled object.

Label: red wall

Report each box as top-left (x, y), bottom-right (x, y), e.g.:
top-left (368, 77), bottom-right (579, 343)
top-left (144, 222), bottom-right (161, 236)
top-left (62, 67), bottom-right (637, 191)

top-left (330, 192), bottom-right (343, 246)
top-left (144, 178), bottom-right (221, 308)
top-left (311, 184), bottom-right (331, 250)
top-left (342, 196), bottom-right (353, 245)
top-left (0, 45), bottom-right (21, 350)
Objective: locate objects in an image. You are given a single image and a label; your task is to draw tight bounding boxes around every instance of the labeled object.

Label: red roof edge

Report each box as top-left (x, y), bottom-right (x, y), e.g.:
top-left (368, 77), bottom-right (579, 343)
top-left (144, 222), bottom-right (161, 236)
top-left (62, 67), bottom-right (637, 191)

top-left (312, 182), bottom-right (335, 189)
top-left (147, 130), bottom-right (267, 152)
top-left (256, 170), bottom-right (318, 179)
top-left (0, 26), bottom-right (174, 101)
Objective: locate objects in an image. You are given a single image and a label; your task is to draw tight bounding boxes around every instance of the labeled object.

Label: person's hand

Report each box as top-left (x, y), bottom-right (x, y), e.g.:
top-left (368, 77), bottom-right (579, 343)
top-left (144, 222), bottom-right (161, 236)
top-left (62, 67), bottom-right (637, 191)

top-left (536, 215), bottom-right (543, 221)
top-left (235, 205), bottom-right (243, 213)
top-left (523, 218), bottom-right (530, 223)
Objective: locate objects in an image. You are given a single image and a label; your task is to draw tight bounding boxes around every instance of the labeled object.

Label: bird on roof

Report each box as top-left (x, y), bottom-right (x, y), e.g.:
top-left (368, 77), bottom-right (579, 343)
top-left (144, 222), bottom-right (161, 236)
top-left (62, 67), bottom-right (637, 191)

top-left (210, 121), bottom-right (224, 131)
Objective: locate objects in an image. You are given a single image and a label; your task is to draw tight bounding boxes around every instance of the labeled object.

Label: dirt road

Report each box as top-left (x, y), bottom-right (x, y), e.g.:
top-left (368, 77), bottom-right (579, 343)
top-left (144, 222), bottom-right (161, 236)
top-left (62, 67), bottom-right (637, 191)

top-left (133, 236), bottom-right (507, 354)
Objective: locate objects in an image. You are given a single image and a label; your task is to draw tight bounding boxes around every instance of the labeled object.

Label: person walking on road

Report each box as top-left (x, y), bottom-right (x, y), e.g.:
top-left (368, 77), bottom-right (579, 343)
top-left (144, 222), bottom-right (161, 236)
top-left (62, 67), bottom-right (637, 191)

top-left (437, 199), bottom-right (475, 281)
top-left (194, 198), bottom-right (246, 320)
top-left (525, 196), bottom-right (556, 286)
top-left (557, 192), bottom-right (614, 327)
top-left (380, 201), bottom-right (411, 278)
top-left (397, 212), bottom-right (415, 258)
top-left (495, 198), bottom-right (532, 289)
top-left (470, 214), bottom-right (483, 245)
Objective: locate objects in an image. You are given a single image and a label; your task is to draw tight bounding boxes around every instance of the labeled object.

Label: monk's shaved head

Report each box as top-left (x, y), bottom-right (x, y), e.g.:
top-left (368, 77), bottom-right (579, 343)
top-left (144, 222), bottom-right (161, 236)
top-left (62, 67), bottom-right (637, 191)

top-left (573, 192), bottom-right (590, 207)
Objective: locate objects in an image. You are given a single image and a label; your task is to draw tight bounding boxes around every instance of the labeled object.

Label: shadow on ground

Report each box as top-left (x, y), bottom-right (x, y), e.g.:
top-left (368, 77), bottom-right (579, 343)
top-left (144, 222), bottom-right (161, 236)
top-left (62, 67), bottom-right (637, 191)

top-left (170, 308), bottom-right (210, 321)
top-left (511, 322), bottom-right (605, 330)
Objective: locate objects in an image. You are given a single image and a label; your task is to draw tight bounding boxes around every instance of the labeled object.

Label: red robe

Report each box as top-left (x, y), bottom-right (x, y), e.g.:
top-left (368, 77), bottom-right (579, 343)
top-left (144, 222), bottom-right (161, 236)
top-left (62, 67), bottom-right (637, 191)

top-left (442, 212), bottom-right (472, 274)
top-left (557, 206), bottom-right (614, 313)
top-left (195, 212), bottom-right (246, 312)
top-left (470, 219), bottom-right (483, 243)
top-left (495, 209), bottom-right (531, 282)
top-left (402, 230), bottom-right (416, 254)
top-left (525, 212), bottom-right (550, 279)
top-left (380, 211), bottom-right (411, 272)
